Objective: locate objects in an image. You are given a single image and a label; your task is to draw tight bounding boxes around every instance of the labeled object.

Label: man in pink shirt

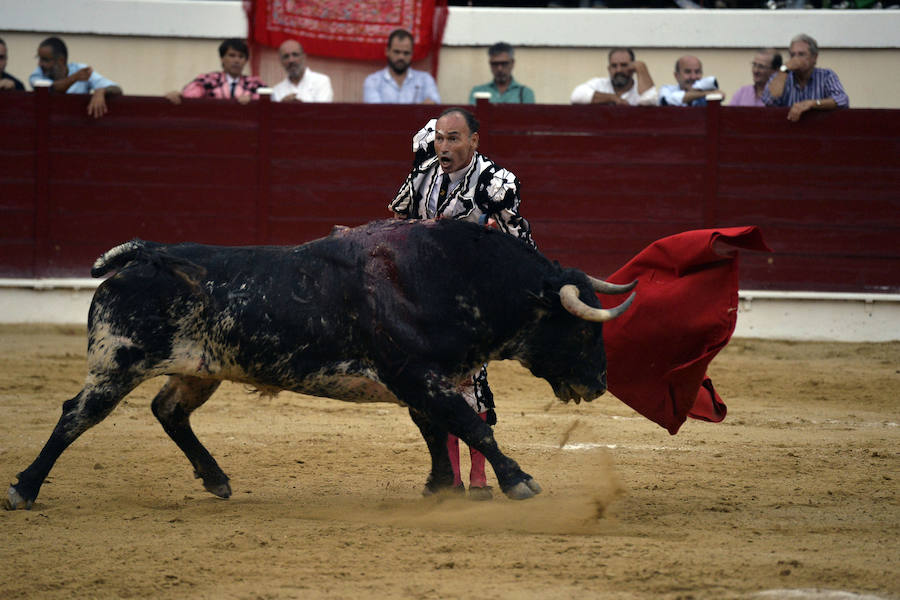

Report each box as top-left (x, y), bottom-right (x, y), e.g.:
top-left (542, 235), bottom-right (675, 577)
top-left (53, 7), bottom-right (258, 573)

top-left (166, 38), bottom-right (265, 105)
top-left (729, 49), bottom-right (781, 107)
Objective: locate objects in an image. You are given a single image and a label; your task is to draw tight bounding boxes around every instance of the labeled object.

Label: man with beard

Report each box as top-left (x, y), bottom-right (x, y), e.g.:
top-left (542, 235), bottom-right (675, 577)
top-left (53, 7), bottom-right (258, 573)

top-left (762, 33), bottom-right (848, 122)
top-left (468, 42), bottom-right (535, 104)
top-left (729, 48), bottom-right (781, 107)
top-left (28, 36), bottom-right (122, 119)
top-left (165, 38), bottom-right (265, 105)
top-left (363, 29), bottom-right (440, 104)
top-left (272, 39), bottom-right (333, 103)
top-left (659, 55), bottom-right (723, 107)
top-left (389, 107), bottom-right (534, 500)
top-left (571, 48), bottom-right (657, 106)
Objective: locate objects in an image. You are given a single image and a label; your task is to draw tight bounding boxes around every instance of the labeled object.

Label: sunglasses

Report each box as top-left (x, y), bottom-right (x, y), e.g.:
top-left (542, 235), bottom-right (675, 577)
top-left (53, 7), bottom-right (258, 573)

top-left (489, 60), bottom-right (512, 67)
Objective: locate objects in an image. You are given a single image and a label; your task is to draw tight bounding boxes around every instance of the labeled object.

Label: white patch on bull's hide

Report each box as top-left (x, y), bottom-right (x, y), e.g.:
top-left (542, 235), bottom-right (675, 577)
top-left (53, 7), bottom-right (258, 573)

top-left (86, 319), bottom-right (139, 372)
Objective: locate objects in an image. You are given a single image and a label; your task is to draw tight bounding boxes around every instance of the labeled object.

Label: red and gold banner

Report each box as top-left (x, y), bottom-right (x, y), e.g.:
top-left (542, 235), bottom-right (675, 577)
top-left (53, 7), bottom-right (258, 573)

top-left (247, 0), bottom-right (448, 62)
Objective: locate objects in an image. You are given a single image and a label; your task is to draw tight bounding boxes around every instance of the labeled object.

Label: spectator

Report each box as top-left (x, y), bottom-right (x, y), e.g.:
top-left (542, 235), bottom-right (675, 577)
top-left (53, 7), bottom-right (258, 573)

top-left (730, 48), bottom-right (782, 107)
top-left (166, 38), bottom-right (264, 105)
top-left (570, 47), bottom-right (658, 106)
top-left (0, 37), bottom-right (25, 91)
top-left (29, 36), bottom-right (122, 119)
top-left (762, 33), bottom-right (849, 122)
top-left (363, 29), bottom-right (440, 104)
top-left (468, 42), bottom-right (535, 104)
top-left (659, 55), bottom-right (724, 106)
top-left (390, 107), bottom-right (534, 499)
top-left (272, 39), bottom-right (333, 103)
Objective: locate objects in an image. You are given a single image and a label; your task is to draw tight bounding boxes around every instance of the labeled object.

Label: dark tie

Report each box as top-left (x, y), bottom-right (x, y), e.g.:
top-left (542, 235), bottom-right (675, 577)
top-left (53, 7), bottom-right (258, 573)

top-left (438, 174), bottom-right (450, 207)
top-left (230, 80), bottom-right (237, 98)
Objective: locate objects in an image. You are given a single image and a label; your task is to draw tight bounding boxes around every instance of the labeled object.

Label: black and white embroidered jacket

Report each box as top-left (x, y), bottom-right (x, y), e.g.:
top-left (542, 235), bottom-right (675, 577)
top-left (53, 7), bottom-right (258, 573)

top-left (388, 119), bottom-right (536, 249)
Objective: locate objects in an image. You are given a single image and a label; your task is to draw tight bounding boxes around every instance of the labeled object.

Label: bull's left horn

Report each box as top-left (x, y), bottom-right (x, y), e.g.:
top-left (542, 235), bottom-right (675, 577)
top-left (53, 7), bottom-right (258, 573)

top-left (559, 285), bottom-right (635, 322)
top-left (588, 276), bottom-right (637, 295)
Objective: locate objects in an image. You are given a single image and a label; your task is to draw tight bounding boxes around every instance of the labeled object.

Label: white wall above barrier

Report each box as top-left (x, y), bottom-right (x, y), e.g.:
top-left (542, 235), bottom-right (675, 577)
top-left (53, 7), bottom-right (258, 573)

top-left (2, 280), bottom-right (898, 342)
top-left (3, 2), bottom-right (899, 48)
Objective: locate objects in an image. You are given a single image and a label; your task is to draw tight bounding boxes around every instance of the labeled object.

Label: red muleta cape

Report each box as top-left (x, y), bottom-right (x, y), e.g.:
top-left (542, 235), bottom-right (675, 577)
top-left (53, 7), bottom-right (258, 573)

top-left (602, 226), bottom-right (771, 435)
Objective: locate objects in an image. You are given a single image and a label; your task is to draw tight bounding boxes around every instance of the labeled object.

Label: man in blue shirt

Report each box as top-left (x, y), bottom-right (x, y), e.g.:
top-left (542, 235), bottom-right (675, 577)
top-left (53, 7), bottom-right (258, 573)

top-left (762, 33), bottom-right (849, 122)
top-left (363, 29), bottom-right (440, 104)
top-left (468, 42), bottom-right (535, 105)
top-left (29, 37), bottom-right (122, 119)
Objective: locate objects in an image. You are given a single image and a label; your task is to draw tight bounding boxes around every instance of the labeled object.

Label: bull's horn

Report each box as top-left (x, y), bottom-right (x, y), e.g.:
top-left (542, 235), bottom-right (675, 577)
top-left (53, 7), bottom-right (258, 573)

top-left (587, 276), bottom-right (637, 295)
top-left (559, 284), bottom-right (635, 322)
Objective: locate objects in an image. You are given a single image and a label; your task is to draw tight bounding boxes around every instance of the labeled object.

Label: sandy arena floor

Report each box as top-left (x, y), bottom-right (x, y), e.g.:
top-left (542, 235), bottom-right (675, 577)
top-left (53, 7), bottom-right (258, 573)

top-left (0, 324), bottom-right (897, 599)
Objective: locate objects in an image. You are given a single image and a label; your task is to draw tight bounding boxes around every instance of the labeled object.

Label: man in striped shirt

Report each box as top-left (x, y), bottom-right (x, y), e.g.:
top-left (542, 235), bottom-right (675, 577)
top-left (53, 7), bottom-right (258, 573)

top-left (762, 33), bottom-right (849, 122)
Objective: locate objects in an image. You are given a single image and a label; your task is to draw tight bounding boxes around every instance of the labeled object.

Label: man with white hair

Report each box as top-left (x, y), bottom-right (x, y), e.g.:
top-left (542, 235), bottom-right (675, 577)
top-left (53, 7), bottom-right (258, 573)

top-left (272, 39), bottom-right (333, 103)
top-left (762, 33), bottom-right (848, 122)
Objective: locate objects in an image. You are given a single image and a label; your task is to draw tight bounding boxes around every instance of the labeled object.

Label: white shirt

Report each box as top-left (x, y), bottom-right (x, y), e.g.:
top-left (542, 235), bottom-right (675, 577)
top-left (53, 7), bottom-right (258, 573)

top-left (570, 76), bottom-right (658, 106)
top-left (272, 68), bottom-right (333, 103)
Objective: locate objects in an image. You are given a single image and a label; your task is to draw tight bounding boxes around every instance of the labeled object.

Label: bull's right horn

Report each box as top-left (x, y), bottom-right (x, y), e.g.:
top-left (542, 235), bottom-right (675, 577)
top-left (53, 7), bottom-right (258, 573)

top-left (559, 284), bottom-right (635, 322)
top-left (587, 276), bottom-right (637, 295)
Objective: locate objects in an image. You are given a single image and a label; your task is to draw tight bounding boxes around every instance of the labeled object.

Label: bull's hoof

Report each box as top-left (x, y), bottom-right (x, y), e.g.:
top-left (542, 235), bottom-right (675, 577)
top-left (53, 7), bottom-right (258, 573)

top-left (504, 478), bottom-right (543, 500)
top-left (4, 486), bottom-right (34, 510)
top-left (203, 480), bottom-right (232, 499)
top-left (468, 486), bottom-right (493, 501)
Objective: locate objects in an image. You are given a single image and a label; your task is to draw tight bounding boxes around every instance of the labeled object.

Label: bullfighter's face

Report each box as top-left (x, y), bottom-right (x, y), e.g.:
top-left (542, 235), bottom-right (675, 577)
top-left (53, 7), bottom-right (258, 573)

top-left (435, 112), bottom-right (479, 175)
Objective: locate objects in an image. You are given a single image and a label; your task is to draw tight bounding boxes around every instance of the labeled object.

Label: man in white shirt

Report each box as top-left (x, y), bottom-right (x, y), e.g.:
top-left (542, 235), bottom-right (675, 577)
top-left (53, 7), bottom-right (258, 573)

top-left (570, 48), bottom-right (658, 106)
top-left (272, 39), bottom-right (333, 103)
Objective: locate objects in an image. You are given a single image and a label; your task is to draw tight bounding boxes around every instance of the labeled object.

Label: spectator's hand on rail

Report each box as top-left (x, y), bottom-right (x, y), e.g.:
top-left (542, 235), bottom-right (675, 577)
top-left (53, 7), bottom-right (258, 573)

top-left (237, 95), bottom-right (252, 105)
top-left (164, 91), bottom-right (182, 105)
top-left (281, 93), bottom-right (299, 103)
top-left (787, 100), bottom-right (814, 122)
top-left (0, 79), bottom-right (15, 91)
top-left (87, 88), bottom-right (109, 119)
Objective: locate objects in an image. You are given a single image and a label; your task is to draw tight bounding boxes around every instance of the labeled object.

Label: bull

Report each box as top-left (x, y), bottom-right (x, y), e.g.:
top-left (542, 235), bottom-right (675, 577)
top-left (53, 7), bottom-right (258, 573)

top-left (5, 218), bottom-right (634, 510)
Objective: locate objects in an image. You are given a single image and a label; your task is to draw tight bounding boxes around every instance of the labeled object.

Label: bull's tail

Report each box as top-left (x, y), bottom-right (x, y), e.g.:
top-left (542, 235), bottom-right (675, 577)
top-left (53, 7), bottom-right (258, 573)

top-left (91, 240), bottom-right (207, 292)
top-left (91, 239), bottom-right (146, 277)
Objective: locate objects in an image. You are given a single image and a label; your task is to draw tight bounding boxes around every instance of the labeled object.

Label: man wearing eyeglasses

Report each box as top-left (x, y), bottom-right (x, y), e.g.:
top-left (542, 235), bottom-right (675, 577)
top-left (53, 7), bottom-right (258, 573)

top-left (762, 33), bottom-right (849, 122)
top-left (730, 49), bottom-right (782, 107)
top-left (468, 42), bottom-right (535, 104)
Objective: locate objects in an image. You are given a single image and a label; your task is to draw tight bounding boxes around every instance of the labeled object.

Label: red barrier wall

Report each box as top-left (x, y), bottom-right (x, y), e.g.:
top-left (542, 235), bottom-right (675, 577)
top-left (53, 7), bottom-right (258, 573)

top-left (2, 89), bottom-right (898, 293)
